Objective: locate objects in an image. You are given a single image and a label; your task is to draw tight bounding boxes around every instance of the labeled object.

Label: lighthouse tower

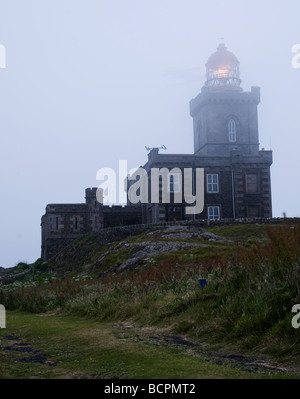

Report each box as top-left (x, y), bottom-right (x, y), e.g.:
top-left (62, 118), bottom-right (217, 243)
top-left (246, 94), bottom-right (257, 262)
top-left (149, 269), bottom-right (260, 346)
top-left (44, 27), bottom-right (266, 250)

top-left (191, 43), bottom-right (260, 157)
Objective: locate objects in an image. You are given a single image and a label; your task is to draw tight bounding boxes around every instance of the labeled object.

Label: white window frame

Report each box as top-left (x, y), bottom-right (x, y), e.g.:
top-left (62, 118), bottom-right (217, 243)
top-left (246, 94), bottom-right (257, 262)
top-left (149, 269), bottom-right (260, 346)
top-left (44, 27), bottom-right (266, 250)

top-left (228, 119), bottom-right (237, 142)
top-left (207, 174), bottom-right (219, 193)
top-left (208, 206), bottom-right (220, 220)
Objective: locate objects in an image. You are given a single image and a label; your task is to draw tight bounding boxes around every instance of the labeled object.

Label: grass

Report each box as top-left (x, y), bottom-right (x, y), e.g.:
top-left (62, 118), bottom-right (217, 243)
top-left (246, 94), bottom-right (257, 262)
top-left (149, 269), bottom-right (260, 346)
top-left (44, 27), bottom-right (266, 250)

top-left (1, 221), bottom-right (300, 377)
top-left (206, 223), bottom-right (270, 241)
top-left (0, 311), bottom-right (294, 379)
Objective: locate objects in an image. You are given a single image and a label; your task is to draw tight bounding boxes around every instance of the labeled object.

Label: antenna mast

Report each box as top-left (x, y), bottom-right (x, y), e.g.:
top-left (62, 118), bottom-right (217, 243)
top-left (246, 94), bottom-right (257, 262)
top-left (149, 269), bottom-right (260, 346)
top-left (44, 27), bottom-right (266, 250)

top-left (145, 145), bottom-right (167, 151)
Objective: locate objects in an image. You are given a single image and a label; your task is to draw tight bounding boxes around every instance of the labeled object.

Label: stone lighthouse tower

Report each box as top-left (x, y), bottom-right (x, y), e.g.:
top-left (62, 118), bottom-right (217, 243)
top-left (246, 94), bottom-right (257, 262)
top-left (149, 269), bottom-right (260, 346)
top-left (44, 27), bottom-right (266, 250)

top-left (191, 43), bottom-right (261, 157)
top-left (138, 43), bottom-right (273, 222)
top-left (190, 43), bottom-right (273, 218)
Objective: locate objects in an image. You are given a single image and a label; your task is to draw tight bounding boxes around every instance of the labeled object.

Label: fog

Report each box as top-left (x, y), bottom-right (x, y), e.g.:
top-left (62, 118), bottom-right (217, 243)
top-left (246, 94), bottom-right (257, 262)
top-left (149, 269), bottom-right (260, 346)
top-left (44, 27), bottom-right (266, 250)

top-left (0, 0), bottom-right (299, 268)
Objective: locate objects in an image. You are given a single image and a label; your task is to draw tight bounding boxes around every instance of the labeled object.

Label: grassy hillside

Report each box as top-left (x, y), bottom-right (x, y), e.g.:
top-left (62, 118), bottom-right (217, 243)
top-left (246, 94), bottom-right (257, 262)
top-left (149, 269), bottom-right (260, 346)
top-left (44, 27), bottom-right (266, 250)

top-left (1, 220), bottom-right (300, 376)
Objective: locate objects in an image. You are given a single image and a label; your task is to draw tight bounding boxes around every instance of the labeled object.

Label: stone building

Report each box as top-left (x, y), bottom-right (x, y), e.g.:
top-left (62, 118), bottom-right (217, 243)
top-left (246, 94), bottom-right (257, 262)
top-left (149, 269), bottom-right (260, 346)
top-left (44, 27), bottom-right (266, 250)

top-left (41, 188), bottom-right (142, 260)
top-left (133, 43), bottom-right (272, 223)
top-left (41, 43), bottom-right (273, 259)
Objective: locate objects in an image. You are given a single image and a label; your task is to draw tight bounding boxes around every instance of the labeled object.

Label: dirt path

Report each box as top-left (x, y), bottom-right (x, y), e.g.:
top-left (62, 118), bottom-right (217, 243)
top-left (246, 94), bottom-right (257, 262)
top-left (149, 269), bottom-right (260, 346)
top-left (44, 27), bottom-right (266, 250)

top-left (0, 334), bottom-right (58, 366)
top-left (113, 324), bottom-right (299, 376)
top-left (1, 312), bottom-right (298, 379)
top-left (1, 326), bottom-right (295, 376)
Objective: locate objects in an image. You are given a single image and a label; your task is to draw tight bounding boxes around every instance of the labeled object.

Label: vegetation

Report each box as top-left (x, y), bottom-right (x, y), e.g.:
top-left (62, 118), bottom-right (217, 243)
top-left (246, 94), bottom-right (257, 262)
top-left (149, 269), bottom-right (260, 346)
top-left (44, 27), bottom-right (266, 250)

top-left (1, 221), bottom-right (300, 377)
top-left (2, 311), bottom-right (288, 379)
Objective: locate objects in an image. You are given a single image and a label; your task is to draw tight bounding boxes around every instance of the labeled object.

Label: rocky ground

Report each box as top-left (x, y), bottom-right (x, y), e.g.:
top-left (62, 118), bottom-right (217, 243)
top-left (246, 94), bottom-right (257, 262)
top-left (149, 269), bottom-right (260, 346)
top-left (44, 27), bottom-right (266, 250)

top-left (90, 225), bottom-right (230, 275)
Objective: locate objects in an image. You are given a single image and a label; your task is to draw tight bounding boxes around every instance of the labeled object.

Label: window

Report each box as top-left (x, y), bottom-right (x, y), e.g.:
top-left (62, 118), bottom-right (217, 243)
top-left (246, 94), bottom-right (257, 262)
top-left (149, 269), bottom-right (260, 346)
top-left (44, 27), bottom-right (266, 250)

top-left (228, 119), bottom-right (236, 142)
top-left (168, 206), bottom-right (182, 222)
top-left (207, 174), bottom-right (219, 193)
top-left (169, 173), bottom-right (180, 193)
top-left (247, 205), bottom-right (260, 218)
top-left (246, 174), bottom-right (258, 193)
top-left (75, 217), bottom-right (78, 230)
top-left (208, 206), bottom-right (220, 220)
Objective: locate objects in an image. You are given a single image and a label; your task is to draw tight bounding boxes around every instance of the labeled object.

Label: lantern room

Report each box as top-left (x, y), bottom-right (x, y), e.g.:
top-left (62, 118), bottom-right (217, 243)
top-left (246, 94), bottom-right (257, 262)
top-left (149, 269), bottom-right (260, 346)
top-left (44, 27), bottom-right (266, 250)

top-left (205, 43), bottom-right (242, 90)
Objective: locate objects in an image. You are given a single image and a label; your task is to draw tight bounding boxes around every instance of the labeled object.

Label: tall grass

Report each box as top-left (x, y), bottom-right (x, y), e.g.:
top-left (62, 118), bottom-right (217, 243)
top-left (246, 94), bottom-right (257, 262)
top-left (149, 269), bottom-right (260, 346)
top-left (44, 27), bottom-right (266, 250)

top-left (1, 223), bottom-right (299, 352)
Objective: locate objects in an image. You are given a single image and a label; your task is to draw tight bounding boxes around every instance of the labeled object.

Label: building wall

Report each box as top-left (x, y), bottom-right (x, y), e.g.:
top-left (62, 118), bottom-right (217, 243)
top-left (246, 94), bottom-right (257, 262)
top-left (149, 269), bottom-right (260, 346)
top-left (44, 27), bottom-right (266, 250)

top-left (41, 70), bottom-right (273, 259)
top-left (41, 188), bottom-right (104, 260)
top-left (41, 188), bottom-right (142, 260)
top-left (191, 87), bottom-right (260, 156)
top-left (103, 205), bottom-right (143, 227)
top-left (137, 146), bottom-right (272, 223)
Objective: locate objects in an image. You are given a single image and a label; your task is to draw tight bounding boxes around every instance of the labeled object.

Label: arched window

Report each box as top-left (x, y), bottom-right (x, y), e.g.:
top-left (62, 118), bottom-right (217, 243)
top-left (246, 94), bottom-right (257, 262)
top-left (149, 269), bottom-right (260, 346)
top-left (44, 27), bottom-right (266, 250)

top-left (228, 119), bottom-right (237, 142)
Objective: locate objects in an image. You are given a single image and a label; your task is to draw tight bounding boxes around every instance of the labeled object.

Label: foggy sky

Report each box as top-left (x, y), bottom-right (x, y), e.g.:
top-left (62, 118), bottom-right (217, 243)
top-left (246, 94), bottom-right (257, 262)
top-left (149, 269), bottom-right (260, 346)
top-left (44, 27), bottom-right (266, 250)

top-left (0, 0), bottom-right (299, 268)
